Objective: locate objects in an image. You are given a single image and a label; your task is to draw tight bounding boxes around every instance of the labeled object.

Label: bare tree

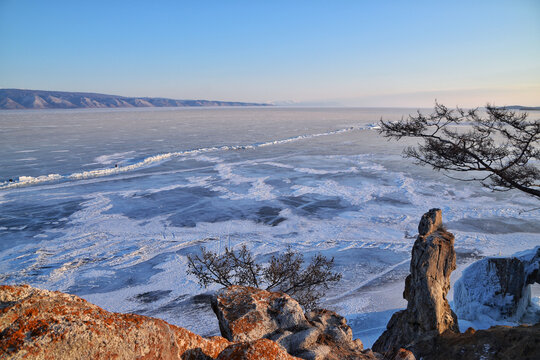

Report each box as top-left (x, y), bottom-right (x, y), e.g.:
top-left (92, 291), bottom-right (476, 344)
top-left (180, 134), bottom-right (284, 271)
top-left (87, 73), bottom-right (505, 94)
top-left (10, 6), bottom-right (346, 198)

top-left (187, 245), bottom-right (342, 310)
top-left (379, 103), bottom-right (540, 198)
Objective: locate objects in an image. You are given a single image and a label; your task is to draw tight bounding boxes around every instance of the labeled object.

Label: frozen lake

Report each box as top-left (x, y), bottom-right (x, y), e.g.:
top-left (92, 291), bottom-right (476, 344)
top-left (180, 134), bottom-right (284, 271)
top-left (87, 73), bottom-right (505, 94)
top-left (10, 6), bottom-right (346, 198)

top-left (1, 107), bottom-right (539, 347)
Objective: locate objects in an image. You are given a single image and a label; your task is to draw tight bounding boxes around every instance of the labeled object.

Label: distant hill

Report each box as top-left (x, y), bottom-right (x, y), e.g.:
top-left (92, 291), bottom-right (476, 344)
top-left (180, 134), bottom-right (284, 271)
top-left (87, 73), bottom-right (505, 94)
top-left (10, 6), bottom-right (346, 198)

top-left (496, 105), bottom-right (540, 111)
top-left (0, 89), bottom-right (270, 110)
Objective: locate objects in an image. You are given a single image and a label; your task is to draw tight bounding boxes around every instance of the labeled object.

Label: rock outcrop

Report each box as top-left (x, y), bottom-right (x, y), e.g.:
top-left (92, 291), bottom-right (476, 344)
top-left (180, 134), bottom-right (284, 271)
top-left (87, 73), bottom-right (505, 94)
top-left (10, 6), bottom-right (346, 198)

top-left (211, 285), bottom-right (310, 343)
top-left (373, 209), bottom-right (459, 355)
top-left (0, 285), bottom-right (231, 359)
top-left (212, 285), bottom-right (379, 360)
top-left (454, 246), bottom-right (540, 324)
top-left (411, 323), bottom-right (540, 360)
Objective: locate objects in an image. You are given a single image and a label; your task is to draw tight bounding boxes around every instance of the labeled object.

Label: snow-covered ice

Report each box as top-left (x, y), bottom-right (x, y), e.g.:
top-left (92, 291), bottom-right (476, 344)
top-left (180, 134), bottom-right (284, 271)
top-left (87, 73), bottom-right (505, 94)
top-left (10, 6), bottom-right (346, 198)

top-left (1, 107), bottom-right (539, 347)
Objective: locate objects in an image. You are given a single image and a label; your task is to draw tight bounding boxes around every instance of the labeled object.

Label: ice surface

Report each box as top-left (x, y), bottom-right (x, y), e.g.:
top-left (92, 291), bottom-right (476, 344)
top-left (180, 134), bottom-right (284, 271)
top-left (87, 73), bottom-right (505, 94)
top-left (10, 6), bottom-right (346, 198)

top-left (1, 107), bottom-right (539, 346)
top-left (1, 123), bottom-right (377, 190)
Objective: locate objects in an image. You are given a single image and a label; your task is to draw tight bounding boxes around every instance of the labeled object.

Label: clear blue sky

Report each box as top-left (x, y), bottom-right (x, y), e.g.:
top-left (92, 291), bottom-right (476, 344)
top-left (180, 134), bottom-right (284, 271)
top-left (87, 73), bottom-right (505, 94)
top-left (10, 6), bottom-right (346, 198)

top-left (1, 0), bottom-right (539, 106)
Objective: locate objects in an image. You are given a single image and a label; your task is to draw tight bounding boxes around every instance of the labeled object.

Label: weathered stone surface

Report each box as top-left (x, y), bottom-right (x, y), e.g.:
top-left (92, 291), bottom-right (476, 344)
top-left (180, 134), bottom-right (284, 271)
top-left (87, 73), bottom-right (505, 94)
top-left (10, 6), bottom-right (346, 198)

top-left (391, 349), bottom-right (415, 360)
top-left (211, 285), bottom-right (309, 343)
top-left (216, 338), bottom-right (300, 360)
top-left (295, 344), bottom-right (331, 360)
top-left (0, 285), bottom-right (230, 360)
top-left (373, 209), bottom-right (459, 355)
top-left (454, 246), bottom-right (540, 323)
top-left (417, 208), bottom-right (442, 236)
top-left (303, 309), bottom-right (365, 359)
top-left (212, 286), bottom-right (380, 360)
top-left (278, 327), bottom-right (319, 353)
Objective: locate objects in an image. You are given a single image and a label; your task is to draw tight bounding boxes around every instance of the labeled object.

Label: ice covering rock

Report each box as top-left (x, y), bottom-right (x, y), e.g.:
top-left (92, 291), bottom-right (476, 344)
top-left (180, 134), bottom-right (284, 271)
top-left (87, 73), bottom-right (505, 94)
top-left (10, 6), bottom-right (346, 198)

top-left (212, 285), bottom-right (380, 360)
top-left (454, 246), bottom-right (540, 325)
top-left (0, 285), bottom-right (230, 359)
top-left (373, 208), bottom-right (459, 354)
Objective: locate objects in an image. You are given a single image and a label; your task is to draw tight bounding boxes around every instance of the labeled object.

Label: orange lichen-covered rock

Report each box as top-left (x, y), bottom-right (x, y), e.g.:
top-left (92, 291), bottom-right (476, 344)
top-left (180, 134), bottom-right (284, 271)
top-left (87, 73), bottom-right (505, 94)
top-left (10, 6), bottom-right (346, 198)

top-left (212, 285), bottom-right (309, 343)
top-left (212, 286), bottom-right (382, 360)
top-left (216, 339), bottom-right (300, 360)
top-left (0, 285), bottom-right (230, 360)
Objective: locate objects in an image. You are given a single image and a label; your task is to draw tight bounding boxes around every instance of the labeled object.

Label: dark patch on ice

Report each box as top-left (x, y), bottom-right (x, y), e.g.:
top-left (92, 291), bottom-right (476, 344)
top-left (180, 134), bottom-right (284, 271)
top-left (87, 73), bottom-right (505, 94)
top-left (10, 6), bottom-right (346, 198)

top-left (0, 197), bottom-right (83, 251)
top-left (447, 217), bottom-right (540, 234)
top-left (372, 195), bottom-right (411, 206)
top-left (303, 198), bottom-right (344, 213)
top-left (67, 253), bottom-right (170, 295)
top-left (134, 292), bottom-right (216, 322)
top-left (105, 185), bottom-right (289, 227)
top-left (279, 195), bottom-right (349, 218)
top-left (279, 195), bottom-right (311, 208)
top-left (169, 211), bottom-right (231, 228)
top-left (256, 206), bottom-right (286, 226)
top-left (132, 290), bottom-right (172, 304)
top-left (265, 178), bottom-right (292, 188)
top-left (168, 203), bottom-right (287, 228)
top-left (455, 249), bottom-right (484, 264)
top-left (104, 186), bottom-right (220, 221)
top-left (104, 183), bottom-right (364, 228)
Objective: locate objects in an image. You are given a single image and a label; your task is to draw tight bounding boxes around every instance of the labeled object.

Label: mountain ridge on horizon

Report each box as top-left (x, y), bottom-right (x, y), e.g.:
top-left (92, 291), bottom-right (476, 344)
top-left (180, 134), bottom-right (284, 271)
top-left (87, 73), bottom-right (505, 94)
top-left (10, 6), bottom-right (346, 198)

top-left (0, 88), bottom-right (271, 110)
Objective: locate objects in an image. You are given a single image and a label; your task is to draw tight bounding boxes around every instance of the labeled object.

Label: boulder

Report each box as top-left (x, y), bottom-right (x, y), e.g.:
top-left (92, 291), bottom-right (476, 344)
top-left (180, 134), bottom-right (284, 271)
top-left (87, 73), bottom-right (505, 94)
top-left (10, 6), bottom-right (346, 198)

top-left (454, 246), bottom-right (540, 324)
top-left (0, 284), bottom-right (230, 359)
top-left (211, 285), bottom-right (309, 343)
top-left (212, 285), bottom-right (380, 360)
top-left (303, 309), bottom-right (365, 359)
top-left (391, 349), bottom-right (415, 360)
top-left (373, 208), bottom-right (459, 355)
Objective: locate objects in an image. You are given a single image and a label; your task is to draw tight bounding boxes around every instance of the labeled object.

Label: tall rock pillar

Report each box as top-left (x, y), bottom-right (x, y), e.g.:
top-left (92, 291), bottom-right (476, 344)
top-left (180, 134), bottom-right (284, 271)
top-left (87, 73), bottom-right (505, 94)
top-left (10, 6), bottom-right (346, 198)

top-left (373, 208), bottom-right (459, 354)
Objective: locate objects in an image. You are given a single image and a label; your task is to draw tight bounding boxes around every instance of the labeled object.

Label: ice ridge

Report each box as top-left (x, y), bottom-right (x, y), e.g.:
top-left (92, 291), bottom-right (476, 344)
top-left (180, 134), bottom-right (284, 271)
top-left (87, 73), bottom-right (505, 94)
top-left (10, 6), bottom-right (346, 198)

top-left (1, 125), bottom-right (373, 190)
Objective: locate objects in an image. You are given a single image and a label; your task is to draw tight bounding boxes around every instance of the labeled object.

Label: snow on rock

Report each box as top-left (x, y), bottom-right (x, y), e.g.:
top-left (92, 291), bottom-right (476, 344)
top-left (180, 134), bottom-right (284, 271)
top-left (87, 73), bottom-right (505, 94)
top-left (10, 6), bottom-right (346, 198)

top-left (454, 246), bottom-right (540, 328)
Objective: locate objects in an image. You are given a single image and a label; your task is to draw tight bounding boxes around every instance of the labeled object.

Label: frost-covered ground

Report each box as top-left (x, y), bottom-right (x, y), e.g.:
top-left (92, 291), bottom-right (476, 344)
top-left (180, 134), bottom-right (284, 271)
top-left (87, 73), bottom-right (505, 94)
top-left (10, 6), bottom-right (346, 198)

top-left (1, 107), bottom-right (539, 348)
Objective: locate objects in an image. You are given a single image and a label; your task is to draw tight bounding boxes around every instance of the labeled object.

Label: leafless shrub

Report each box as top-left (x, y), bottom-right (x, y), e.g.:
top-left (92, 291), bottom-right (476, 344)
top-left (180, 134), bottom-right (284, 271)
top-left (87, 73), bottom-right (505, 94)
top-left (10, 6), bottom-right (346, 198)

top-left (187, 245), bottom-right (342, 310)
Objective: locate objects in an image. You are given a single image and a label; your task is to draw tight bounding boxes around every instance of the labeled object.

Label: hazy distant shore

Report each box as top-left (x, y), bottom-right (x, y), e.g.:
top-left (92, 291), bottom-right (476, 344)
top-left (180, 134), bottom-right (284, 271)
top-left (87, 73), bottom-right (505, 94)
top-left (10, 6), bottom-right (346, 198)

top-left (0, 89), bottom-right (271, 110)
